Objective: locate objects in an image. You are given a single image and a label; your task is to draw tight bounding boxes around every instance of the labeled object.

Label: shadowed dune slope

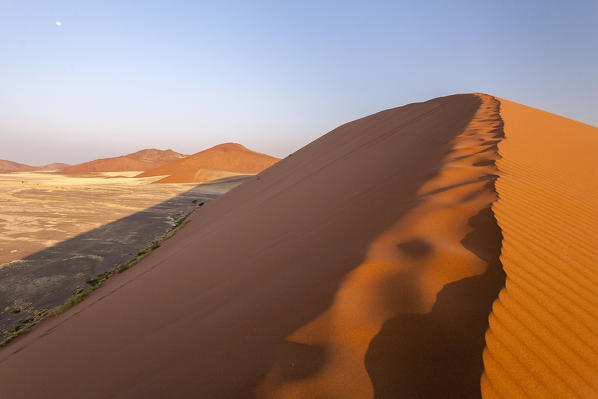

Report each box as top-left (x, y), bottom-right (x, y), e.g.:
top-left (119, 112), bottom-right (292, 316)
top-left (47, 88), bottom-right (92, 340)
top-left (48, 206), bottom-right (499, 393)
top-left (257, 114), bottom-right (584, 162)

top-left (61, 149), bottom-right (185, 174)
top-left (0, 94), bottom-right (504, 398)
top-left (137, 143), bottom-right (280, 183)
top-left (481, 100), bottom-right (598, 398)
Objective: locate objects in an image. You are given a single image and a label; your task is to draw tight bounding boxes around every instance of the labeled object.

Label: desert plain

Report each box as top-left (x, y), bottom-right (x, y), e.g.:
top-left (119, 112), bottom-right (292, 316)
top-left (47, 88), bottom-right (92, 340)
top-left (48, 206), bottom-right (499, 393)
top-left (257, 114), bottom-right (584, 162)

top-left (0, 171), bottom-right (248, 336)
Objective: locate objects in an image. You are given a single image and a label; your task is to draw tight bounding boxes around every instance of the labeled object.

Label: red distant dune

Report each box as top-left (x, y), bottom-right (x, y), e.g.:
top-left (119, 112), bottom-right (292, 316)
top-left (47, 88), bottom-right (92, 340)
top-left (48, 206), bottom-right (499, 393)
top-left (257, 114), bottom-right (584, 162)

top-left (0, 160), bottom-right (37, 173)
top-left (0, 160), bottom-right (69, 173)
top-left (136, 142), bottom-right (279, 183)
top-left (61, 149), bottom-right (185, 174)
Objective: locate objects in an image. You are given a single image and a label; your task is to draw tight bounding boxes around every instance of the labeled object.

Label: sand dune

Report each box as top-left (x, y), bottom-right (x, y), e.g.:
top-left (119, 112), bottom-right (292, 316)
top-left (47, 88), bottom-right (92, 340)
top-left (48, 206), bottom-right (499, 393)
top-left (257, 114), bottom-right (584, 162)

top-left (481, 99), bottom-right (598, 398)
top-left (0, 94), bottom-right (502, 398)
top-left (256, 94), bottom-right (504, 398)
top-left (0, 94), bottom-right (595, 398)
top-left (136, 143), bottom-right (279, 183)
top-left (61, 149), bottom-right (185, 174)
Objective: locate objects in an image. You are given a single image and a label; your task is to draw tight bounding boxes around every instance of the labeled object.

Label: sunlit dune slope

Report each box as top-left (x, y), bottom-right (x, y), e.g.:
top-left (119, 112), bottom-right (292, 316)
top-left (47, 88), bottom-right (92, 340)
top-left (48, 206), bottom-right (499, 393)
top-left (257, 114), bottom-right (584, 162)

top-left (481, 99), bottom-right (598, 398)
top-left (136, 142), bottom-right (279, 183)
top-left (61, 149), bottom-right (185, 174)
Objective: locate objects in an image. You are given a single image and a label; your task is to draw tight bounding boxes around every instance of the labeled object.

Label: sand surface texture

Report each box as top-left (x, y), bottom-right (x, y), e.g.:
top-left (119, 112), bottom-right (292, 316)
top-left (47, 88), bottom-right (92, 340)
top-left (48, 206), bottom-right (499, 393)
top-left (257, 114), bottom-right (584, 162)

top-left (481, 100), bottom-right (598, 398)
top-left (137, 142), bottom-right (279, 183)
top-left (0, 94), bottom-right (506, 398)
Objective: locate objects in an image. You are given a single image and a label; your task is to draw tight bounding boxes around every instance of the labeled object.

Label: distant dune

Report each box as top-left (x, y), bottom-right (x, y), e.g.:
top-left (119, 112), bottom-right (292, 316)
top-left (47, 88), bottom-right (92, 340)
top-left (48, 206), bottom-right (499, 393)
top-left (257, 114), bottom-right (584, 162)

top-left (61, 149), bottom-right (185, 174)
top-left (1, 94), bottom-right (596, 398)
top-left (0, 160), bottom-right (36, 173)
top-left (0, 160), bottom-right (70, 173)
top-left (36, 162), bottom-right (70, 171)
top-left (136, 142), bottom-right (279, 183)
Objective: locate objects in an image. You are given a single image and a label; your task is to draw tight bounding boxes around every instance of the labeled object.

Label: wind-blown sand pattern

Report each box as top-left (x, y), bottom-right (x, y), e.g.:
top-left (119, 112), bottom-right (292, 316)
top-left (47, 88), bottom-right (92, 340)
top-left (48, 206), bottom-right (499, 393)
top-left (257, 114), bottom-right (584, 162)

top-left (481, 100), bottom-right (598, 398)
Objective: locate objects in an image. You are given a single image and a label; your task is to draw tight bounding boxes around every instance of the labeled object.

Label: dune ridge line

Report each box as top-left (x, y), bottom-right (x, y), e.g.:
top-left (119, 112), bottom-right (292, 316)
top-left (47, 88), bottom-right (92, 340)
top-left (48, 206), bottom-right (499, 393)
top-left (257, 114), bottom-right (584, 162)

top-left (257, 93), bottom-right (506, 398)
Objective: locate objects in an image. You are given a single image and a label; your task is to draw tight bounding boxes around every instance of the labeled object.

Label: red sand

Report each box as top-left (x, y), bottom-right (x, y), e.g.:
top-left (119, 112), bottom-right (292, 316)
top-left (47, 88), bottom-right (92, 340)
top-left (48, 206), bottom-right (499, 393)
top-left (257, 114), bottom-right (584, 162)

top-left (61, 149), bottom-right (185, 174)
top-left (0, 94), bottom-right (502, 398)
top-left (137, 143), bottom-right (280, 183)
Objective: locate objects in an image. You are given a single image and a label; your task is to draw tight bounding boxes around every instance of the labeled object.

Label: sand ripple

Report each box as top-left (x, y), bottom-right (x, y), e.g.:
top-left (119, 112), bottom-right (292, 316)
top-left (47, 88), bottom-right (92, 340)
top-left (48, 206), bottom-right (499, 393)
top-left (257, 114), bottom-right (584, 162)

top-left (482, 99), bottom-right (598, 398)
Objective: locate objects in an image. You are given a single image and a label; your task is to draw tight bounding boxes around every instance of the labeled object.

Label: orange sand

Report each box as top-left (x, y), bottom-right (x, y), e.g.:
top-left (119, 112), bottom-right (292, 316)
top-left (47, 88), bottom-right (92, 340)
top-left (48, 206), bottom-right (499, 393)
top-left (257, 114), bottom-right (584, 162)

top-left (137, 143), bottom-right (279, 183)
top-left (257, 94), bottom-right (504, 398)
top-left (2, 94), bottom-right (595, 398)
top-left (481, 99), bottom-right (598, 398)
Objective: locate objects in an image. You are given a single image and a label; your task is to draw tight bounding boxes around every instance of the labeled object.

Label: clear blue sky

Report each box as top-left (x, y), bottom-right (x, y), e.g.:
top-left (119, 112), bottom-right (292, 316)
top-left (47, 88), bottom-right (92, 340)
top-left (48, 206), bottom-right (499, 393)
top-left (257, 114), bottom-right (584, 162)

top-left (1, 1), bottom-right (597, 165)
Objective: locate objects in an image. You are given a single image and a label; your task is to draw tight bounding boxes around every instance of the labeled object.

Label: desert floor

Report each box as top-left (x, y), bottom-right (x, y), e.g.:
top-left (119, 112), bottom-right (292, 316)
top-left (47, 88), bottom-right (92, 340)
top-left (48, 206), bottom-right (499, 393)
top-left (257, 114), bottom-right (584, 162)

top-left (0, 172), bottom-right (247, 335)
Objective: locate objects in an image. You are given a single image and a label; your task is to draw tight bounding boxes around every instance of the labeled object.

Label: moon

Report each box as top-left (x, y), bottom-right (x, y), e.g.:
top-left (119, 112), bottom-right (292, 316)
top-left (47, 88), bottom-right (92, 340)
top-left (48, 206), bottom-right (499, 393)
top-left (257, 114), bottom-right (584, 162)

top-left (55, 21), bottom-right (62, 27)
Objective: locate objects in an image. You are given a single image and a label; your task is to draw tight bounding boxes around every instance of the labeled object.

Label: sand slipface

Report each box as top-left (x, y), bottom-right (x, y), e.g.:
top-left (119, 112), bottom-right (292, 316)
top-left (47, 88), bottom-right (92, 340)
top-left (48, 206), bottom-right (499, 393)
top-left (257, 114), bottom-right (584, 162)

top-left (0, 94), bottom-right (504, 398)
top-left (481, 100), bottom-right (598, 398)
top-left (136, 142), bottom-right (280, 183)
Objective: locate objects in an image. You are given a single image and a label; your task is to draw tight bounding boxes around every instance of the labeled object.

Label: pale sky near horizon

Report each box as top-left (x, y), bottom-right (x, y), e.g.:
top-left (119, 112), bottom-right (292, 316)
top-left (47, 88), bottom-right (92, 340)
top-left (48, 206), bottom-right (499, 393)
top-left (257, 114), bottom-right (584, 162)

top-left (1, 1), bottom-right (597, 165)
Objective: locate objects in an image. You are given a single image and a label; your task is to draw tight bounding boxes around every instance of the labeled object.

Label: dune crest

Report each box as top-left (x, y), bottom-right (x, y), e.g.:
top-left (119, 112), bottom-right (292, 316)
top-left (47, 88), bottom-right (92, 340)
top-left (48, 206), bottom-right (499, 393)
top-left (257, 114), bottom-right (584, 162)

top-left (481, 100), bottom-right (598, 398)
top-left (256, 94), bottom-right (505, 398)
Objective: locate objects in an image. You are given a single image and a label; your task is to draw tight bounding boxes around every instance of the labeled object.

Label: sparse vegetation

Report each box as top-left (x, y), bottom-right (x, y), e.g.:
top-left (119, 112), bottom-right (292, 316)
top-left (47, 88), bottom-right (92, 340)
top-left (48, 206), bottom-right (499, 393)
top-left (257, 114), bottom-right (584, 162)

top-left (0, 208), bottom-right (198, 347)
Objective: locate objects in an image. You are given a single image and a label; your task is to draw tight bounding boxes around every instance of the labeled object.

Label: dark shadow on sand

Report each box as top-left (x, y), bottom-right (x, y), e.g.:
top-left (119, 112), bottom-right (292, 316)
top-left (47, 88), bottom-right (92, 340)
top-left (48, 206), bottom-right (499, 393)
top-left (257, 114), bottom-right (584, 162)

top-left (364, 207), bottom-right (505, 398)
top-left (364, 103), bottom-right (506, 398)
